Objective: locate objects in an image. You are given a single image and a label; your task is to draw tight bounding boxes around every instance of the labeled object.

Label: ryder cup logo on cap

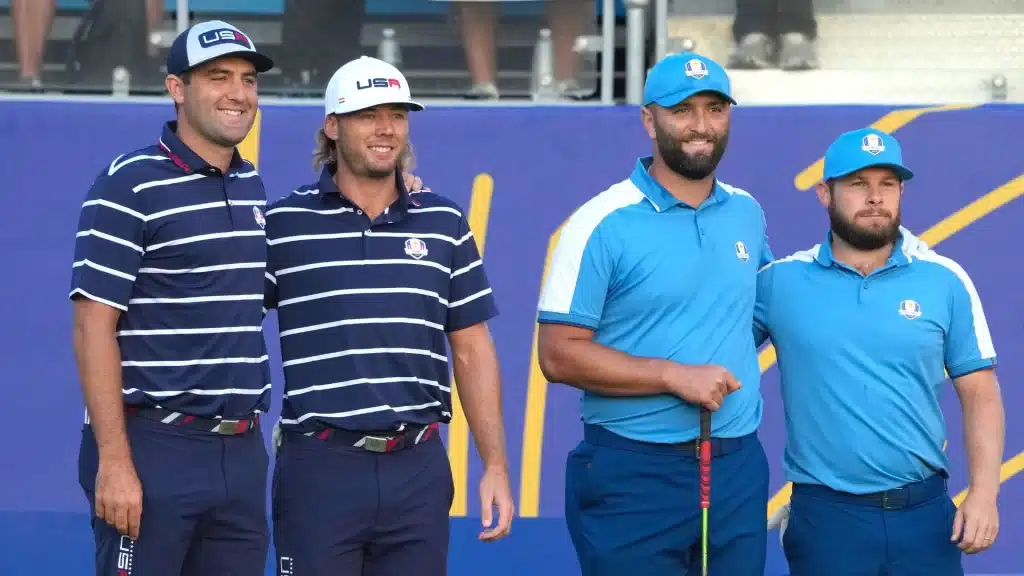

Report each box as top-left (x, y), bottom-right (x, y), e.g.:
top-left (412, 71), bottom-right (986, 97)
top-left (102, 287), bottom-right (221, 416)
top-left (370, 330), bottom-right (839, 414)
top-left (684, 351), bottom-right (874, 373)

top-left (684, 59), bottom-right (709, 79)
top-left (166, 20), bottom-right (274, 76)
top-left (861, 133), bottom-right (886, 155)
top-left (324, 56), bottom-right (425, 117)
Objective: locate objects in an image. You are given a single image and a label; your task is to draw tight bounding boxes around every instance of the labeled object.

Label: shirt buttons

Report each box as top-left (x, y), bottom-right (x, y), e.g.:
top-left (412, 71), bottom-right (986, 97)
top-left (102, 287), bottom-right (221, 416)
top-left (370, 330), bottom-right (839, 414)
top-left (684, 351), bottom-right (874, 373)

top-left (357, 210), bottom-right (363, 215)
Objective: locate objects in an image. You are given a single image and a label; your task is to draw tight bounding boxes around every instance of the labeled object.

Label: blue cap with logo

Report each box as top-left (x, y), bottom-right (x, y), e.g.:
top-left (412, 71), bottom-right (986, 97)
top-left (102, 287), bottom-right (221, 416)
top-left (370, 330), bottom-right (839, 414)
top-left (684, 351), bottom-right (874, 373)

top-left (823, 128), bottom-right (914, 182)
top-left (643, 52), bottom-right (735, 108)
top-left (166, 20), bottom-right (274, 76)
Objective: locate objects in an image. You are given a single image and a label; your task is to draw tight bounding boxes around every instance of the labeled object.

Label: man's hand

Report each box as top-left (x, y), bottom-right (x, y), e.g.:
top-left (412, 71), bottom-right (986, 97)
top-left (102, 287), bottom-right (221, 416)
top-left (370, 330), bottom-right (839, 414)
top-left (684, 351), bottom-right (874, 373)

top-left (662, 363), bottom-right (741, 411)
top-left (478, 465), bottom-right (514, 542)
top-left (768, 503), bottom-right (791, 546)
top-left (95, 456), bottom-right (143, 539)
top-left (272, 420), bottom-right (283, 456)
top-left (403, 172), bottom-right (427, 193)
top-left (952, 491), bottom-right (999, 554)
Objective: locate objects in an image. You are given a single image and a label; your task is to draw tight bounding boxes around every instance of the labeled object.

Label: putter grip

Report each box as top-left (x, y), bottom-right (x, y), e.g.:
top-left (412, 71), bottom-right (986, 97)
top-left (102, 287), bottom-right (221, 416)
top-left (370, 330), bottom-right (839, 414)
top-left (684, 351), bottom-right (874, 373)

top-left (700, 410), bottom-right (711, 509)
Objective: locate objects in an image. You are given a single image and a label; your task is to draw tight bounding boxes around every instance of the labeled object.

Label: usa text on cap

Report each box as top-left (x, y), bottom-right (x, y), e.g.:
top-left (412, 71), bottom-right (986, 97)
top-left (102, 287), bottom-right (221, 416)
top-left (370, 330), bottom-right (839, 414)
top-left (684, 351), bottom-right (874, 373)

top-left (643, 52), bottom-right (736, 108)
top-left (324, 56), bottom-right (424, 117)
top-left (823, 128), bottom-right (914, 182)
top-left (166, 20), bottom-right (274, 76)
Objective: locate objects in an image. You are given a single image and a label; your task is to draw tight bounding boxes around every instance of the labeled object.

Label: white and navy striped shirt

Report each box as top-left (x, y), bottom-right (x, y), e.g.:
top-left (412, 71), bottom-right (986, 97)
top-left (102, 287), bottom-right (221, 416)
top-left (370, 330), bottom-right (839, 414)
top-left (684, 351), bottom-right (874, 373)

top-left (69, 122), bottom-right (272, 418)
top-left (265, 166), bottom-right (498, 433)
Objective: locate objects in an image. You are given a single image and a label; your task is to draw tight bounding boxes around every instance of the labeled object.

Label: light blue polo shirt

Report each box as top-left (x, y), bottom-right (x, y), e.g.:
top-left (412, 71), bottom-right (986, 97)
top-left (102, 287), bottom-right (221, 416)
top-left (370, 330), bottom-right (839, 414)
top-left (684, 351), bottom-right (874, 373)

top-left (755, 227), bottom-right (997, 494)
top-left (537, 157), bottom-right (772, 443)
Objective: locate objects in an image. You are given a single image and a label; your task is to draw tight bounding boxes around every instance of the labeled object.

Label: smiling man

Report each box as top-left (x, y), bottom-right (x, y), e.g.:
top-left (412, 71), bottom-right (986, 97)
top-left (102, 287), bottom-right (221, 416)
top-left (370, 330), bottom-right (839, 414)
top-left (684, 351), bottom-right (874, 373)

top-left (537, 52), bottom-right (773, 575)
top-left (264, 56), bottom-right (514, 575)
top-left (70, 20), bottom-right (276, 576)
top-left (758, 129), bottom-right (1005, 576)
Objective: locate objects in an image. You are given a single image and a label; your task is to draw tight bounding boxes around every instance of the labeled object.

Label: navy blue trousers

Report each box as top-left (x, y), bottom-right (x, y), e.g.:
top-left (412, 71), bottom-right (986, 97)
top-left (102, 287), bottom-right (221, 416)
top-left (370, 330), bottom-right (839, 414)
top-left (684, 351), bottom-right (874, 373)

top-left (272, 429), bottom-right (454, 576)
top-left (784, 474), bottom-right (964, 576)
top-left (78, 415), bottom-right (270, 576)
top-left (565, 424), bottom-right (769, 576)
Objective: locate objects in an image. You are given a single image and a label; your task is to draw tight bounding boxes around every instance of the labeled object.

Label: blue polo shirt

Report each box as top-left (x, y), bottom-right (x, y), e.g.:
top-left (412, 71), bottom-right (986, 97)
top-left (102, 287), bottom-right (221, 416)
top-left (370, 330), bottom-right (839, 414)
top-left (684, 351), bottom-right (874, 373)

top-left (754, 227), bottom-right (998, 494)
top-left (264, 166), bottom-right (498, 434)
top-left (537, 157), bottom-right (772, 443)
top-left (69, 122), bottom-right (272, 418)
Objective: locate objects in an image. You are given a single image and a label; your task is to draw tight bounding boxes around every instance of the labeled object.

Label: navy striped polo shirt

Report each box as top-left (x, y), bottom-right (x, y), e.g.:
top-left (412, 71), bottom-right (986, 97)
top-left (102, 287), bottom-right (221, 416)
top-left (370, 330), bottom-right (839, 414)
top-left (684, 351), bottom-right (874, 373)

top-left (264, 166), bottom-right (498, 433)
top-left (69, 122), bottom-right (272, 418)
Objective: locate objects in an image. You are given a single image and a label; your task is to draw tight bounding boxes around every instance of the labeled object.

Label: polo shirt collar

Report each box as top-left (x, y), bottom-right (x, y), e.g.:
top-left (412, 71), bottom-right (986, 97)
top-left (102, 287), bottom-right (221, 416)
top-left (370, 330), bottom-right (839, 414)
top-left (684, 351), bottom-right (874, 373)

top-left (317, 164), bottom-right (415, 213)
top-left (815, 227), bottom-right (912, 270)
top-left (158, 121), bottom-right (245, 174)
top-left (629, 157), bottom-right (730, 212)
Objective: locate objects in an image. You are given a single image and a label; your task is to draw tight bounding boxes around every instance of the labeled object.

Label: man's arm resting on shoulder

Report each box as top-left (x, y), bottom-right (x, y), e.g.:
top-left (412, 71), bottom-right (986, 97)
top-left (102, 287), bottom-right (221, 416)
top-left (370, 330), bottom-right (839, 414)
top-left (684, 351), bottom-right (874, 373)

top-left (73, 298), bottom-right (132, 464)
top-left (448, 322), bottom-right (508, 471)
top-left (953, 368), bottom-right (1004, 497)
top-left (537, 322), bottom-right (670, 396)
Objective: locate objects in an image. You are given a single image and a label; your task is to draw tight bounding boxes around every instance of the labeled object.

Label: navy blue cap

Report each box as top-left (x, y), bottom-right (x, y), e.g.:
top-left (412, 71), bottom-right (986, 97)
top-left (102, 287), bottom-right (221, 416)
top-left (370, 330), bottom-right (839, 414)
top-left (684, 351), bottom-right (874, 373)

top-left (166, 20), bottom-right (274, 76)
top-left (823, 128), bottom-right (914, 182)
top-left (643, 52), bottom-right (735, 108)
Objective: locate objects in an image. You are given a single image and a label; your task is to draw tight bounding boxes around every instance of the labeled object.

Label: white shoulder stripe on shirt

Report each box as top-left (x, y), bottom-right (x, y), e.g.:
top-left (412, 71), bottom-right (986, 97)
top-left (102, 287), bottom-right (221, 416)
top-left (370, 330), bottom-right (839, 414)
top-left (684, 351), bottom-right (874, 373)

top-left (108, 154), bottom-right (169, 176)
top-left (758, 245), bottom-right (819, 273)
top-left (538, 179), bottom-right (646, 315)
top-left (900, 229), bottom-right (996, 359)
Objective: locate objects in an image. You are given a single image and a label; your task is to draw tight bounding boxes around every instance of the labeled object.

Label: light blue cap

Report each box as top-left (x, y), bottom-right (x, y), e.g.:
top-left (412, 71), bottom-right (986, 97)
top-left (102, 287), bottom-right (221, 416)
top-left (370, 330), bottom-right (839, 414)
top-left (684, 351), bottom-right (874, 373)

top-left (643, 52), bottom-right (735, 108)
top-left (823, 128), bottom-right (914, 181)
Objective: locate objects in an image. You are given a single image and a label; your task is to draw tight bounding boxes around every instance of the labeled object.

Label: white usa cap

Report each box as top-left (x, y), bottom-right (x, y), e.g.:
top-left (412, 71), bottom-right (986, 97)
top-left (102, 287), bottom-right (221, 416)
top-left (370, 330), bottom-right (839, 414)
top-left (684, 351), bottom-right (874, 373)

top-left (324, 56), bottom-right (424, 117)
top-left (166, 20), bottom-right (274, 75)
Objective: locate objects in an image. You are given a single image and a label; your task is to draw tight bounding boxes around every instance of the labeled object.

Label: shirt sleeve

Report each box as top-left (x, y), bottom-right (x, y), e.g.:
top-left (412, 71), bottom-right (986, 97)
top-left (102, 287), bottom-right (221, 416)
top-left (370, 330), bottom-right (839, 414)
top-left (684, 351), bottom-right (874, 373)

top-left (759, 218), bottom-right (775, 270)
top-left (537, 219), bottom-right (615, 330)
top-left (944, 264), bottom-right (997, 378)
top-left (446, 213), bottom-right (499, 332)
top-left (753, 261), bottom-right (774, 347)
top-left (69, 171), bottom-right (146, 311)
top-left (263, 210), bottom-right (279, 314)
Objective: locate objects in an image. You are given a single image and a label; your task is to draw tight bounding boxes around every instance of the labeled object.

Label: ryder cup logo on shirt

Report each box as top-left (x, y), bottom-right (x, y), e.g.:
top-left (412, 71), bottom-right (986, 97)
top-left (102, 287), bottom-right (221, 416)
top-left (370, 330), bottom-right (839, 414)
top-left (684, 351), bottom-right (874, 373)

top-left (734, 241), bottom-right (750, 263)
top-left (404, 238), bottom-right (428, 259)
top-left (253, 206), bottom-right (265, 229)
top-left (861, 133), bottom-right (886, 155)
top-left (898, 299), bottom-right (921, 320)
top-left (198, 28), bottom-right (253, 50)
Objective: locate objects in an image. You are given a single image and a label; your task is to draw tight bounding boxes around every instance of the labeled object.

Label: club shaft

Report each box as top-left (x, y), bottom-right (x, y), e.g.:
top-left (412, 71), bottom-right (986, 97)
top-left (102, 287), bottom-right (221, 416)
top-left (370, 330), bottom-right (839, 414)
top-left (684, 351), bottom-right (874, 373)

top-left (700, 409), bottom-right (711, 575)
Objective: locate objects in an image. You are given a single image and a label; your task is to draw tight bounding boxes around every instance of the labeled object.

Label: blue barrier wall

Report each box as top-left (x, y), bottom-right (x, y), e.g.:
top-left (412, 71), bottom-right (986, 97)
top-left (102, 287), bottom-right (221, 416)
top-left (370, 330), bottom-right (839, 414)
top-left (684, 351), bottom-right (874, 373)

top-left (0, 99), bottom-right (1021, 575)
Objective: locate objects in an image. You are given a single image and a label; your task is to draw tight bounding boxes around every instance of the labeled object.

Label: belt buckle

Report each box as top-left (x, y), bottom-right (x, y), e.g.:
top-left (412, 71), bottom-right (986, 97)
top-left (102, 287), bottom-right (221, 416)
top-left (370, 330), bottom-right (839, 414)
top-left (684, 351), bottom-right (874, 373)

top-left (215, 419), bottom-right (243, 435)
top-left (881, 492), bottom-right (892, 509)
top-left (363, 436), bottom-right (390, 453)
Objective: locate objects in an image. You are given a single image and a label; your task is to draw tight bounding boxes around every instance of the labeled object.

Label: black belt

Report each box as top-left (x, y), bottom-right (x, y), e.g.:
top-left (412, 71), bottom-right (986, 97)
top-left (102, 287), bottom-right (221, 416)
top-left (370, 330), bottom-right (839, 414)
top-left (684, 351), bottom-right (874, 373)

top-left (583, 423), bottom-right (753, 458)
top-left (306, 422), bottom-right (439, 453)
top-left (792, 473), bottom-right (948, 510)
top-left (126, 406), bottom-right (260, 436)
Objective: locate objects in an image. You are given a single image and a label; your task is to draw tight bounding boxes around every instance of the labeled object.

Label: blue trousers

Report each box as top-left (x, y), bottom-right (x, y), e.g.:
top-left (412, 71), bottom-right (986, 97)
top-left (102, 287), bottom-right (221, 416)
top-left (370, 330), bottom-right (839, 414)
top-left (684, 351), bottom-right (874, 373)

top-left (272, 428), bottom-right (453, 576)
top-left (78, 414), bottom-right (270, 576)
top-left (565, 424), bottom-right (769, 576)
top-left (783, 474), bottom-right (964, 576)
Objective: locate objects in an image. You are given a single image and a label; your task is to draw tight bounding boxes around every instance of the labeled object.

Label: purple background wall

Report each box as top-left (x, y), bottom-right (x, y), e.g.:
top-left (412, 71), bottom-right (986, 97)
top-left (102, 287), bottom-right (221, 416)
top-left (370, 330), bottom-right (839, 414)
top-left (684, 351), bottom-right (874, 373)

top-left (0, 99), bottom-right (1020, 575)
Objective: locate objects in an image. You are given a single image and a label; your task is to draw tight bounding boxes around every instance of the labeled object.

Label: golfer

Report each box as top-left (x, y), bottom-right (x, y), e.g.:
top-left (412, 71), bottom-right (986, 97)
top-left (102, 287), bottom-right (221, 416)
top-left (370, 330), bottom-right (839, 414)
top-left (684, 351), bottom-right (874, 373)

top-left (758, 128), bottom-right (1004, 575)
top-left (537, 52), bottom-right (773, 575)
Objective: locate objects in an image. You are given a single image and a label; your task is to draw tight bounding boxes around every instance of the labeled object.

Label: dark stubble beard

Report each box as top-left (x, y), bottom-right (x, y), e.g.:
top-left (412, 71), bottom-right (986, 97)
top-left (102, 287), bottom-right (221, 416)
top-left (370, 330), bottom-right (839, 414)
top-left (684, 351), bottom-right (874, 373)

top-left (828, 198), bottom-right (902, 251)
top-left (654, 122), bottom-right (729, 181)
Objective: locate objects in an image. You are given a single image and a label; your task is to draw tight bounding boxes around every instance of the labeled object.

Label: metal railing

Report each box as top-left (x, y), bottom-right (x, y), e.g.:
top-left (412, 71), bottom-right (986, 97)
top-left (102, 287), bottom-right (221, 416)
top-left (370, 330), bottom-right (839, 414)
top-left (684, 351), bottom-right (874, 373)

top-left (165, 0), bottom-right (667, 106)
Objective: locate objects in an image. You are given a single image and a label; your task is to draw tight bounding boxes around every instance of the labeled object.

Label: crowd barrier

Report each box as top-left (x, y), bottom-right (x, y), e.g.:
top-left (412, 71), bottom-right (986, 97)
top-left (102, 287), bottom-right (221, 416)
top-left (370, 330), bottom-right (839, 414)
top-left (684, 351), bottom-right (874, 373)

top-left (0, 98), bottom-right (1021, 575)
